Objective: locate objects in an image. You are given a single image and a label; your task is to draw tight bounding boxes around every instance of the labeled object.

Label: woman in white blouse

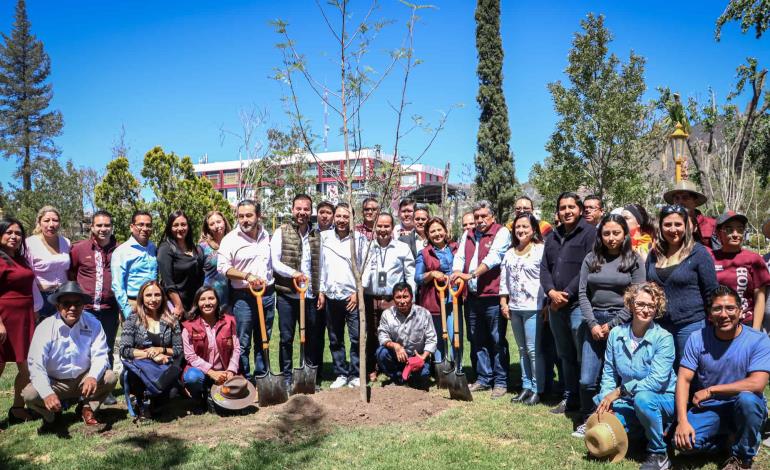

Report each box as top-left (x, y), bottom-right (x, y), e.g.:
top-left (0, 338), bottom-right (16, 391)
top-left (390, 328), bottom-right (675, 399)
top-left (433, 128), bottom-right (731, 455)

top-left (26, 206), bottom-right (71, 321)
top-left (500, 212), bottom-right (545, 406)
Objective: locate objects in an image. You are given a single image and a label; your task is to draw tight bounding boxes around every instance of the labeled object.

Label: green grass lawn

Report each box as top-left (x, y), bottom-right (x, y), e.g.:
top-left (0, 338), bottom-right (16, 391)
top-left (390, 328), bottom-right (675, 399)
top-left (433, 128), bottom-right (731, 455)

top-left (1, 322), bottom-right (768, 470)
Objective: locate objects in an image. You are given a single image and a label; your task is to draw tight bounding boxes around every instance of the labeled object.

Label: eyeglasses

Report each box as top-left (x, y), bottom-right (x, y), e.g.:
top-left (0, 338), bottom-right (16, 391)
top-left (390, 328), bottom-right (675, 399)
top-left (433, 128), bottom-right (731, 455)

top-left (363, 207), bottom-right (378, 212)
top-left (718, 227), bottom-right (745, 235)
top-left (60, 300), bottom-right (84, 308)
top-left (711, 305), bottom-right (740, 314)
top-left (660, 204), bottom-right (687, 216)
top-left (514, 206), bottom-right (532, 212)
top-left (634, 302), bottom-right (656, 311)
top-left (132, 223), bottom-right (152, 229)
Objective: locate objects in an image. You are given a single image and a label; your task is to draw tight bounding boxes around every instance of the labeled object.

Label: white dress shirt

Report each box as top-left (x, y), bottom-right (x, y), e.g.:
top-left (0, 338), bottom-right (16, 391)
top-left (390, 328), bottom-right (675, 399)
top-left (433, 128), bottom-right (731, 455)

top-left (217, 225), bottom-right (274, 289)
top-left (452, 226), bottom-right (511, 293)
top-left (319, 229), bottom-right (366, 300)
top-left (362, 238), bottom-right (416, 296)
top-left (27, 312), bottom-right (110, 398)
top-left (271, 225), bottom-right (314, 299)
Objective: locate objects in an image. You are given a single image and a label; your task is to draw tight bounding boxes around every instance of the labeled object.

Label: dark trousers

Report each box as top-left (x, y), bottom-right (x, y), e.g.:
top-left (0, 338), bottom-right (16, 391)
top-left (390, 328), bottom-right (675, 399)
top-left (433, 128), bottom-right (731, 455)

top-left (375, 346), bottom-right (430, 383)
top-left (86, 305), bottom-right (120, 369)
top-left (541, 316), bottom-right (563, 396)
top-left (579, 309), bottom-right (620, 417)
top-left (231, 288), bottom-right (275, 379)
top-left (277, 293), bottom-right (324, 379)
top-left (464, 299), bottom-right (478, 374)
top-left (364, 295), bottom-right (393, 375)
top-left (325, 298), bottom-right (360, 378)
top-left (468, 295), bottom-right (509, 389)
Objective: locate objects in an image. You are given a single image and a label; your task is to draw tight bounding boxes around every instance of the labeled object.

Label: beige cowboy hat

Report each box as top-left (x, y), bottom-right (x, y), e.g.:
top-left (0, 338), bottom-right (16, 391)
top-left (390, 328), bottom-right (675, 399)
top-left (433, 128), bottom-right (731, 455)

top-left (584, 412), bottom-right (629, 463)
top-left (210, 376), bottom-right (257, 410)
top-left (663, 180), bottom-right (707, 207)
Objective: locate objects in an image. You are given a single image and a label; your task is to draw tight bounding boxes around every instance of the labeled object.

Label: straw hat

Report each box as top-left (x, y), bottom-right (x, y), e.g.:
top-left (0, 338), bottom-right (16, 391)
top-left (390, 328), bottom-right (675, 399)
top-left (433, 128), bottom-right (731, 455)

top-left (584, 412), bottom-right (628, 463)
top-left (663, 180), bottom-right (707, 207)
top-left (210, 376), bottom-right (257, 410)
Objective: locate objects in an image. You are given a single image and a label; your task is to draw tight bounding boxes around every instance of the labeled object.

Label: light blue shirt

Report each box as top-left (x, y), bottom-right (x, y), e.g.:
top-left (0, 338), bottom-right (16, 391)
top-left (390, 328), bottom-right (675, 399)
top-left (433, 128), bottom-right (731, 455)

top-left (111, 236), bottom-right (158, 318)
top-left (451, 226), bottom-right (511, 293)
top-left (596, 322), bottom-right (676, 403)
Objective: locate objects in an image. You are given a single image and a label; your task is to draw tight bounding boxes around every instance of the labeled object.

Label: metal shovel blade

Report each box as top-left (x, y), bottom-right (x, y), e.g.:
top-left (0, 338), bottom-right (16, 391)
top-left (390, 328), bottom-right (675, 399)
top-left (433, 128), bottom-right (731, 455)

top-left (445, 368), bottom-right (473, 402)
top-left (256, 371), bottom-right (289, 407)
top-left (435, 358), bottom-right (454, 389)
top-left (291, 362), bottom-right (318, 395)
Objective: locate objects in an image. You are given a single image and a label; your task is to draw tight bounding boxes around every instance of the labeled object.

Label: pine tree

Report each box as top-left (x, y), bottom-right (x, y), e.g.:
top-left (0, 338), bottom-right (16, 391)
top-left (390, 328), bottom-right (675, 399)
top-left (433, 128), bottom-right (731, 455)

top-left (474, 0), bottom-right (517, 221)
top-left (0, 0), bottom-right (63, 191)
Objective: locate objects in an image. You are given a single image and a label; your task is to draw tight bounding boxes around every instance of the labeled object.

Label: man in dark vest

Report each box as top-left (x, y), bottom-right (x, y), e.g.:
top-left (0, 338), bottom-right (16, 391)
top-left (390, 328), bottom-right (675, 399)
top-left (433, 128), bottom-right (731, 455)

top-left (271, 194), bottom-right (324, 390)
top-left (451, 200), bottom-right (512, 398)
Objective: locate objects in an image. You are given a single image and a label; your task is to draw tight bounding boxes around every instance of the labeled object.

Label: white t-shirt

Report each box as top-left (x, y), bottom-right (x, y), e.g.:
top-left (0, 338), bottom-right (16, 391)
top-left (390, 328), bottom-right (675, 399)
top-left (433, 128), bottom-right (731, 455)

top-left (499, 243), bottom-right (545, 311)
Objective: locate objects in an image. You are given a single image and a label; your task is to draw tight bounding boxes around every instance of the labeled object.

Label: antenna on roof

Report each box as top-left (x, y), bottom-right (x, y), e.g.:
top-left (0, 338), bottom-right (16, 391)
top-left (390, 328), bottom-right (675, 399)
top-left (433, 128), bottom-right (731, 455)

top-left (323, 84), bottom-right (329, 152)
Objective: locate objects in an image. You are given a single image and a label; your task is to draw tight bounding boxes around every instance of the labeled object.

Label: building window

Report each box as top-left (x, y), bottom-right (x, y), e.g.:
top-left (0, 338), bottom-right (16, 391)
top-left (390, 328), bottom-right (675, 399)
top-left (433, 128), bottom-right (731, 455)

top-left (305, 163), bottom-right (318, 178)
top-left (344, 160), bottom-right (364, 177)
top-left (206, 172), bottom-right (220, 186)
top-left (400, 174), bottom-right (417, 187)
top-left (322, 162), bottom-right (339, 178)
top-left (223, 171), bottom-right (239, 185)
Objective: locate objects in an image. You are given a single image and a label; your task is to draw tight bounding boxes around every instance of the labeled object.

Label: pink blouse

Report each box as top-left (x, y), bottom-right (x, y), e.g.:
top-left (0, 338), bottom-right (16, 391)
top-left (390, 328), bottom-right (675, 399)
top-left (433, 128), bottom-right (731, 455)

top-left (25, 235), bottom-right (71, 292)
top-left (181, 323), bottom-right (241, 374)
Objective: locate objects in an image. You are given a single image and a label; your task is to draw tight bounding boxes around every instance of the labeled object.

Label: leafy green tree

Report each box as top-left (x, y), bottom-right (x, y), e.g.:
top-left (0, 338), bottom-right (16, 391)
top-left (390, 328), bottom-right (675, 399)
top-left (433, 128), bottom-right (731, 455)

top-left (716, 0), bottom-right (770, 40)
top-left (94, 156), bottom-right (144, 241)
top-left (533, 13), bottom-right (658, 212)
top-left (474, 0), bottom-right (517, 220)
top-left (0, 0), bottom-right (63, 191)
top-left (141, 146), bottom-right (232, 243)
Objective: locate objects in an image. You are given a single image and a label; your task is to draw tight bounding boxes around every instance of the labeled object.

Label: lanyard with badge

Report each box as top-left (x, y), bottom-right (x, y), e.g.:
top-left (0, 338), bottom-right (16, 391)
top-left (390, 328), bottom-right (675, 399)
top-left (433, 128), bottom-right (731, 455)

top-left (377, 245), bottom-right (389, 288)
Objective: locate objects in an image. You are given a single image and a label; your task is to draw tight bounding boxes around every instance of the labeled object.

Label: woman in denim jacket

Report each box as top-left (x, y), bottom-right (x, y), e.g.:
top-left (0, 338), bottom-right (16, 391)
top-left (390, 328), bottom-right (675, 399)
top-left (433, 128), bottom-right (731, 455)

top-left (594, 282), bottom-right (676, 470)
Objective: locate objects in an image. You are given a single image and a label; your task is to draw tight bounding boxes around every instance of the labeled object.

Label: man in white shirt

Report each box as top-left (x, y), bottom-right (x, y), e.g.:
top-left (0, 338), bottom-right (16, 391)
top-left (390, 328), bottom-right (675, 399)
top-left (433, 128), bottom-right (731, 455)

top-left (452, 200), bottom-right (511, 398)
top-left (271, 194), bottom-right (324, 389)
top-left (318, 203), bottom-right (366, 389)
top-left (22, 282), bottom-right (117, 432)
top-left (217, 199), bottom-right (275, 382)
top-left (363, 213), bottom-right (415, 382)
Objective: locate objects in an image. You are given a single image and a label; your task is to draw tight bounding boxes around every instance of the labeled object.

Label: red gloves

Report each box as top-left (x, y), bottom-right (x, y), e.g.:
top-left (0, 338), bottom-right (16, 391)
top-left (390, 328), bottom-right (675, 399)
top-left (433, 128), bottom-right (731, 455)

top-left (401, 355), bottom-right (425, 381)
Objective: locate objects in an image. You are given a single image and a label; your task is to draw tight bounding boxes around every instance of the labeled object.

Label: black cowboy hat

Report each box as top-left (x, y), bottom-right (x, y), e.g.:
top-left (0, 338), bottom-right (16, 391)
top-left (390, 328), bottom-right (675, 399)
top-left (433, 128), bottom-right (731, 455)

top-left (48, 281), bottom-right (91, 306)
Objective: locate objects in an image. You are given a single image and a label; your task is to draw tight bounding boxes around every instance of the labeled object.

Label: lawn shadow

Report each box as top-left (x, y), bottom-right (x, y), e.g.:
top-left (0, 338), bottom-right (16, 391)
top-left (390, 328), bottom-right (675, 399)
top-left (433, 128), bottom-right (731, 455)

top-left (88, 434), bottom-right (192, 470)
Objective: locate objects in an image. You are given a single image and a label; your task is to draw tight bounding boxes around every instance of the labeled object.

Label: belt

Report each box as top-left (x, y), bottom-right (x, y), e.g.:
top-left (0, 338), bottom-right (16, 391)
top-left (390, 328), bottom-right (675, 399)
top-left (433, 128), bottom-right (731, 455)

top-left (368, 294), bottom-right (392, 302)
top-left (234, 284), bottom-right (275, 295)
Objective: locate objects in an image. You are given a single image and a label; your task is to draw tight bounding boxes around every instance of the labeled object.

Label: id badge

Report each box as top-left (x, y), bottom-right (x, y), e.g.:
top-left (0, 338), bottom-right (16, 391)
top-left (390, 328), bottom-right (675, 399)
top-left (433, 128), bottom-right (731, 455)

top-left (377, 271), bottom-right (387, 288)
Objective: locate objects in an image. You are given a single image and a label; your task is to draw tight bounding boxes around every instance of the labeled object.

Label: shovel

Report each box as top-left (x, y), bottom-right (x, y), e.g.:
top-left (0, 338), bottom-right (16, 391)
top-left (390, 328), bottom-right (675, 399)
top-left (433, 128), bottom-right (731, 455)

top-left (250, 283), bottom-right (288, 406)
top-left (433, 276), bottom-right (453, 389)
top-left (444, 278), bottom-right (472, 401)
top-left (291, 277), bottom-right (317, 395)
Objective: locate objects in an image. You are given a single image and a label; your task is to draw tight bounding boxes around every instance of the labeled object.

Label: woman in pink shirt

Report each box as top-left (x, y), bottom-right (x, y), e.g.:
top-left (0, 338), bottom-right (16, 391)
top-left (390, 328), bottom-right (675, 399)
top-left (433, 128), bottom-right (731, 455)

top-left (26, 206), bottom-right (71, 320)
top-left (181, 286), bottom-right (241, 414)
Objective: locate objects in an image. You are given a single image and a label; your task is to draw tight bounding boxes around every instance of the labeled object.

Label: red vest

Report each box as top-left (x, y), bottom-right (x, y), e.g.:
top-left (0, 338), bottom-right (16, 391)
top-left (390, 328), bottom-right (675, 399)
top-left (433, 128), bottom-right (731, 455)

top-left (463, 223), bottom-right (503, 298)
top-left (181, 314), bottom-right (237, 373)
top-left (417, 243), bottom-right (457, 315)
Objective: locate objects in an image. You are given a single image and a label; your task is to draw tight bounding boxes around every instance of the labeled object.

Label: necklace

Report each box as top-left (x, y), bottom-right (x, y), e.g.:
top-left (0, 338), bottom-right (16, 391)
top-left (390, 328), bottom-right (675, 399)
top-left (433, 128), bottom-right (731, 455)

top-left (515, 242), bottom-right (534, 257)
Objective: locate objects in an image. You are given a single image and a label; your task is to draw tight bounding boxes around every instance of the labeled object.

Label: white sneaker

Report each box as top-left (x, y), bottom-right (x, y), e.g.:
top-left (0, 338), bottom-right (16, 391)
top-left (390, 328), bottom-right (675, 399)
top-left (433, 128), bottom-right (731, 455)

top-left (330, 375), bottom-right (349, 389)
top-left (347, 377), bottom-right (361, 388)
top-left (571, 423), bottom-right (587, 438)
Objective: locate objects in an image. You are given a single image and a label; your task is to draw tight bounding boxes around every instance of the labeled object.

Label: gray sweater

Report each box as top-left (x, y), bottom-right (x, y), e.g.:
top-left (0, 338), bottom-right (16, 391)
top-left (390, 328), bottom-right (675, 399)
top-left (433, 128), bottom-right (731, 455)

top-left (578, 252), bottom-right (646, 329)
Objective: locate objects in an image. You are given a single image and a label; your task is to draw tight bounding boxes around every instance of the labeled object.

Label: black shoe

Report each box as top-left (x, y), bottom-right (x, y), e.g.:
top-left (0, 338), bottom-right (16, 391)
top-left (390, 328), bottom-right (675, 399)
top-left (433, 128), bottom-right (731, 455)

top-left (550, 399), bottom-right (567, 414)
top-left (511, 389), bottom-right (533, 404)
top-left (468, 382), bottom-right (491, 392)
top-left (103, 394), bottom-right (118, 406)
top-left (524, 392), bottom-right (541, 406)
top-left (37, 414), bottom-right (61, 435)
top-left (640, 452), bottom-right (672, 470)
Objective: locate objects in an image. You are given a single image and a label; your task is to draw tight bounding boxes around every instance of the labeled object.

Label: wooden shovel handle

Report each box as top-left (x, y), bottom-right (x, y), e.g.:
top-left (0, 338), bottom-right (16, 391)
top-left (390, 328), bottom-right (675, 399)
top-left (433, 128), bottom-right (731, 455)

top-left (249, 283), bottom-right (269, 351)
top-left (451, 279), bottom-right (464, 348)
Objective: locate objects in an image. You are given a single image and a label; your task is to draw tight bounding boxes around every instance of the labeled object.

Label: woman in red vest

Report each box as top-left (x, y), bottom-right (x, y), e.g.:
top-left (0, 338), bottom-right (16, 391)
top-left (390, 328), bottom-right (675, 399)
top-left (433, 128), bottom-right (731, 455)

top-left (415, 217), bottom-right (459, 363)
top-left (182, 286), bottom-right (241, 413)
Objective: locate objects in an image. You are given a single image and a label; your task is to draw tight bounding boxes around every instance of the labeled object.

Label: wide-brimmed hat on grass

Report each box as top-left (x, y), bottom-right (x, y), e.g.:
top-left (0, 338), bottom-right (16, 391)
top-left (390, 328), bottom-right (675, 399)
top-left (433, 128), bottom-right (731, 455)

top-left (210, 376), bottom-right (256, 410)
top-left (663, 180), bottom-right (707, 207)
top-left (584, 412), bottom-right (628, 463)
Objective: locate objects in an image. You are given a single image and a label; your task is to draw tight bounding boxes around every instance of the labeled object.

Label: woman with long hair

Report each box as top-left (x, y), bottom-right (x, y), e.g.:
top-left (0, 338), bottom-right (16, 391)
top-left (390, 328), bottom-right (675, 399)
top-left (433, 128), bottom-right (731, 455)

top-left (646, 204), bottom-right (717, 366)
top-left (119, 280), bottom-right (182, 420)
top-left (594, 282), bottom-right (676, 470)
top-left (199, 210), bottom-right (232, 308)
top-left (500, 212), bottom-right (545, 406)
top-left (0, 218), bottom-right (42, 424)
top-left (26, 206), bottom-right (71, 320)
top-left (415, 217), bottom-right (460, 364)
top-left (181, 286), bottom-right (240, 413)
top-left (157, 210), bottom-right (205, 319)
top-left (574, 214), bottom-right (645, 437)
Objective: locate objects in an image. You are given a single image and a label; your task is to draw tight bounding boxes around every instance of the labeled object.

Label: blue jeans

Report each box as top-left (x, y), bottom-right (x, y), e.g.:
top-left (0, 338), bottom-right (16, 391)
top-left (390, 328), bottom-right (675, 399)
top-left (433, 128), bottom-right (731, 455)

top-left (231, 288), bottom-right (275, 380)
top-left (38, 291), bottom-right (58, 322)
top-left (549, 304), bottom-right (583, 406)
top-left (611, 392), bottom-right (675, 454)
top-left (463, 299), bottom-right (478, 373)
top-left (276, 293), bottom-right (324, 379)
top-left (580, 309), bottom-right (621, 416)
top-left (686, 392), bottom-right (767, 461)
top-left (432, 302), bottom-right (463, 363)
top-left (325, 298), bottom-right (360, 378)
top-left (468, 296), bottom-right (509, 389)
top-left (86, 306), bottom-right (120, 369)
top-left (662, 319), bottom-right (705, 369)
top-left (510, 309), bottom-right (544, 394)
top-left (182, 367), bottom-right (213, 404)
top-left (375, 346), bottom-right (430, 383)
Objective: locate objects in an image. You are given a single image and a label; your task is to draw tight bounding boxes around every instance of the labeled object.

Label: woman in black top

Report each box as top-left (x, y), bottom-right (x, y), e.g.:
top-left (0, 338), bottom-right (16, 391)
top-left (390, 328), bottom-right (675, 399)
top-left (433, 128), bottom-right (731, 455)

top-left (157, 210), bottom-right (204, 319)
top-left (120, 280), bottom-right (182, 420)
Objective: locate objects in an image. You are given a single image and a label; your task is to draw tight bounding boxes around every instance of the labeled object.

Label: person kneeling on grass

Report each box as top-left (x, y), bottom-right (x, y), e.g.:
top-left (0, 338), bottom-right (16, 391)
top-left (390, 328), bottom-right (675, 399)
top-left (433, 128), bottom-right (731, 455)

top-left (182, 286), bottom-right (242, 414)
top-left (376, 282), bottom-right (437, 387)
top-left (674, 285), bottom-right (770, 470)
top-left (592, 282), bottom-right (675, 470)
top-left (23, 281), bottom-right (117, 433)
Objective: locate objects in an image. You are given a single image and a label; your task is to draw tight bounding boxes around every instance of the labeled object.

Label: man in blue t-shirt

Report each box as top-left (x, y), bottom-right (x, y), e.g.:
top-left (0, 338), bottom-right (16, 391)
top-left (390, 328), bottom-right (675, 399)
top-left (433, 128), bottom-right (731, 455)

top-left (674, 285), bottom-right (770, 470)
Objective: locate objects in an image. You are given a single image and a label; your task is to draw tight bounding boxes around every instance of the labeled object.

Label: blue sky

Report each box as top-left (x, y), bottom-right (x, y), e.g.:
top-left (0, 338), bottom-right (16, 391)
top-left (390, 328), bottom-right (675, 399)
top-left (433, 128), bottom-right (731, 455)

top-left (0, 0), bottom-right (767, 187)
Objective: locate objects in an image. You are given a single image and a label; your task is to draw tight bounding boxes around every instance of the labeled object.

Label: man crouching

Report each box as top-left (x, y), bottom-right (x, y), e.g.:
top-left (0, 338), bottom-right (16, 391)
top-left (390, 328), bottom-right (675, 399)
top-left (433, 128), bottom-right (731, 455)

top-left (376, 282), bottom-right (437, 388)
top-left (23, 281), bottom-right (117, 433)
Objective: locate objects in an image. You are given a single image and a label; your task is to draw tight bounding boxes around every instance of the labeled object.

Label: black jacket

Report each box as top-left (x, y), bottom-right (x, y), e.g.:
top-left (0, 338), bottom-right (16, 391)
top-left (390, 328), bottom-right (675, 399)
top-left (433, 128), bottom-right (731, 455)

top-left (540, 218), bottom-right (596, 310)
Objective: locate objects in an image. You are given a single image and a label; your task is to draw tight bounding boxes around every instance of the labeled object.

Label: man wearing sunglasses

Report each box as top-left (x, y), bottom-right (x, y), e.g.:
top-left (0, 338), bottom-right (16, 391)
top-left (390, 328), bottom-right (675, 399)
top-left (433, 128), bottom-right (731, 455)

top-left (663, 180), bottom-right (718, 250)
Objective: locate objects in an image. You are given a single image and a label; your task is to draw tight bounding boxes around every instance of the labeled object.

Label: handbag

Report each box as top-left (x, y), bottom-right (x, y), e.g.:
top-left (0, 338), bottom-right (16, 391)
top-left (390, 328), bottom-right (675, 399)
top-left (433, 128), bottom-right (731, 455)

top-left (122, 358), bottom-right (181, 396)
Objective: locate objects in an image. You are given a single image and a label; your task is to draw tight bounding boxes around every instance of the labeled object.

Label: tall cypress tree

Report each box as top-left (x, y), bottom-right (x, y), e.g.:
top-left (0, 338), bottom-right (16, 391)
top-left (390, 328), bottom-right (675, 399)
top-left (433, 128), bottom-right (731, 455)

top-left (0, 0), bottom-right (62, 191)
top-left (474, 0), bottom-right (516, 221)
